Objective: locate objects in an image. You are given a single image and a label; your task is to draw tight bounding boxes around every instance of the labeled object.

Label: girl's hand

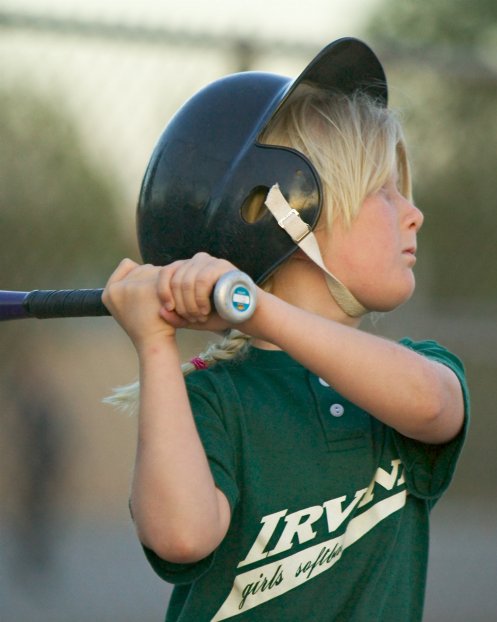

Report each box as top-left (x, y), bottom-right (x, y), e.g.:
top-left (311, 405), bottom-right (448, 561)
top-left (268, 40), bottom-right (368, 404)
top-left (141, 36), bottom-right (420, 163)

top-left (103, 259), bottom-right (176, 348)
top-left (157, 252), bottom-right (238, 329)
top-left (102, 253), bottom-right (239, 348)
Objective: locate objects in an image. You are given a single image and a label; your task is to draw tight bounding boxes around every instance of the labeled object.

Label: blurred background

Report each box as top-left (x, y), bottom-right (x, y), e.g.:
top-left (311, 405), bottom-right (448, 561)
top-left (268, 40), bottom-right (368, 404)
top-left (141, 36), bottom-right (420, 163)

top-left (0, 0), bottom-right (496, 620)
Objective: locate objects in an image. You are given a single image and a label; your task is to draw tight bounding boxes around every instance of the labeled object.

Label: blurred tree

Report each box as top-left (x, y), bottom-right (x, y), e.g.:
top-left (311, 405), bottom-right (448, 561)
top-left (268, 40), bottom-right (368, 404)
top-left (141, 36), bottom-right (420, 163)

top-left (366, 0), bottom-right (497, 302)
top-left (0, 86), bottom-right (132, 292)
top-left (0, 85), bottom-right (137, 550)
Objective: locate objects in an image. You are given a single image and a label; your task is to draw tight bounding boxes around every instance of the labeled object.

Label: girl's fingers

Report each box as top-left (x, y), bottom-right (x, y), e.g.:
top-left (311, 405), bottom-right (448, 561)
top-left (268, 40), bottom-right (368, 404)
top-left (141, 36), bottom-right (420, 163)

top-left (171, 263), bottom-right (197, 321)
top-left (159, 307), bottom-right (190, 329)
top-left (156, 260), bottom-right (186, 313)
top-left (103, 259), bottom-right (143, 312)
top-left (177, 258), bottom-right (214, 321)
top-left (161, 261), bottom-right (191, 320)
top-left (181, 254), bottom-right (237, 322)
top-left (164, 254), bottom-right (205, 322)
top-left (156, 253), bottom-right (240, 323)
top-left (105, 258), bottom-right (140, 286)
top-left (159, 305), bottom-right (230, 333)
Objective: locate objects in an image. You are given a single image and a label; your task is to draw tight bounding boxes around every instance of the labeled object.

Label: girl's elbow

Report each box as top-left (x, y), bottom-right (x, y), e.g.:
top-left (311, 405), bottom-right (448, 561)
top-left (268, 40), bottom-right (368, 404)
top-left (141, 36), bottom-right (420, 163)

top-left (131, 490), bottom-right (231, 564)
top-left (137, 521), bottom-right (221, 564)
top-left (413, 385), bottom-right (464, 444)
top-left (157, 539), bottom-right (211, 565)
top-left (427, 405), bottom-right (464, 444)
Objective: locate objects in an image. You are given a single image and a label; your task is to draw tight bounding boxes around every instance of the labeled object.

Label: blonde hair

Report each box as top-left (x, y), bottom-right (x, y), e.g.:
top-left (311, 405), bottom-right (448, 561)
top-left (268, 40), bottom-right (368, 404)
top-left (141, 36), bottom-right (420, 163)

top-left (105, 86), bottom-right (411, 414)
top-left (260, 84), bottom-right (411, 228)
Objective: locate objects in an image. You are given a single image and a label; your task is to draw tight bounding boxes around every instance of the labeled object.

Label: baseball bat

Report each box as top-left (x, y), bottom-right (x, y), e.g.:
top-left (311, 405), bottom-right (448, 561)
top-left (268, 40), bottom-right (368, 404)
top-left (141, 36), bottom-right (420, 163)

top-left (0, 270), bottom-right (257, 324)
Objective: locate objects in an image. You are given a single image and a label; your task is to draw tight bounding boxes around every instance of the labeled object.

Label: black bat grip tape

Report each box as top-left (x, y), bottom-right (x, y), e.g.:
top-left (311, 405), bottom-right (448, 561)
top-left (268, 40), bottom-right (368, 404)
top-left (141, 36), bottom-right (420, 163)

top-left (25, 288), bottom-right (109, 318)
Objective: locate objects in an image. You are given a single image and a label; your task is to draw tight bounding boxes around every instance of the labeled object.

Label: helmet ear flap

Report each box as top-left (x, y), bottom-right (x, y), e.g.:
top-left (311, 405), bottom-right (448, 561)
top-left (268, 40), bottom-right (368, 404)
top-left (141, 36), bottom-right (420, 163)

top-left (225, 142), bottom-right (321, 226)
top-left (212, 142), bottom-right (322, 283)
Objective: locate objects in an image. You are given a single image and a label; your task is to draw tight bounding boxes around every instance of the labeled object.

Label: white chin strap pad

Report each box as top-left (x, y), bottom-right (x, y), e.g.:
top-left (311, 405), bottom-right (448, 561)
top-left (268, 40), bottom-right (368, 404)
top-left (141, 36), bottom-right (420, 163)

top-left (264, 184), bottom-right (368, 318)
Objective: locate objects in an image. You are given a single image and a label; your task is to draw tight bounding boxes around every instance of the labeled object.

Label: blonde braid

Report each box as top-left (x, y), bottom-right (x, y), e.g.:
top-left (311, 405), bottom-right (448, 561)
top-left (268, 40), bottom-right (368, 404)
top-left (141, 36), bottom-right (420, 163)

top-left (103, 329), bottom-right (251, 415)
top-left (181, 329), bottom-right (251, 376)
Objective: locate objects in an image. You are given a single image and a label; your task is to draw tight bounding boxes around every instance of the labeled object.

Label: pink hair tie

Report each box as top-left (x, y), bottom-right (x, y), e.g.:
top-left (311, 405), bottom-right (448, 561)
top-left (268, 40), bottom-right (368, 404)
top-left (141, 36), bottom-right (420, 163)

top-left (190, 357), bottom-right (208, 371)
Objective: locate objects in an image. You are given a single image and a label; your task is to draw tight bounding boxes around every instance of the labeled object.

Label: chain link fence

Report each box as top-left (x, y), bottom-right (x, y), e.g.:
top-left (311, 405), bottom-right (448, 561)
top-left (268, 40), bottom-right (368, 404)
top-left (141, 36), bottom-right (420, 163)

top-left (0, 5), bottom-right (496, 621)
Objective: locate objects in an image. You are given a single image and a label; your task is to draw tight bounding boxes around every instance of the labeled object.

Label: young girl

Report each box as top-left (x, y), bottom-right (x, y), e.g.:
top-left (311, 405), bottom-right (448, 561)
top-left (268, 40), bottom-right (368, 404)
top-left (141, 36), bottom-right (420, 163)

top-left (103, 38), bottom-right (469, 621)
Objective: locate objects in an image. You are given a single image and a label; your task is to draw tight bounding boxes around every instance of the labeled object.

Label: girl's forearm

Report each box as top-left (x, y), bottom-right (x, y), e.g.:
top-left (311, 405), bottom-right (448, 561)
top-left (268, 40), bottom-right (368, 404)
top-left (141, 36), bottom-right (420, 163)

top-left (246, 293), bottom-right (464, 444)
top-left (130, 337), bottom-right (230, 563)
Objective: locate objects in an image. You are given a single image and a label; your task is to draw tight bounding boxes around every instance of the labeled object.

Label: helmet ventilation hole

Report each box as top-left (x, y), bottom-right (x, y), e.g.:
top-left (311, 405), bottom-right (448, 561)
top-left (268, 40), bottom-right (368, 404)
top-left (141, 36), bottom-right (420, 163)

top-left (241, 186), bottom-right (270, 224)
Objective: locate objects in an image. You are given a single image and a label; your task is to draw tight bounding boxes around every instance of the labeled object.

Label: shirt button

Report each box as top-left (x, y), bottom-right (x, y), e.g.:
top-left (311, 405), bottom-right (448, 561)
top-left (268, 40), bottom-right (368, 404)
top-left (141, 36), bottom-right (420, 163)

top-left (318, 377), bottom-right (330, 387)
top-left (330, 403), bottom-right (345, 417)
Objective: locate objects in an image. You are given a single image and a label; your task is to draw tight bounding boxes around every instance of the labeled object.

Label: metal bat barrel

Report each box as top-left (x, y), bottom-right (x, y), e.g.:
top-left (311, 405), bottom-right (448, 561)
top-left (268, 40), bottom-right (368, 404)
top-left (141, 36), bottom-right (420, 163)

top-left (0, 270), bottom-right (257, 324)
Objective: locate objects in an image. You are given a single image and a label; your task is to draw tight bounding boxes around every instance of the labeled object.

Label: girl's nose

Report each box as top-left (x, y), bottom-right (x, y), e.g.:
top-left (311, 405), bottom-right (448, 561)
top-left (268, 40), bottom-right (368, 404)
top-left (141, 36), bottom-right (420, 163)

top-left (406, 200), bottom-right (424, 232)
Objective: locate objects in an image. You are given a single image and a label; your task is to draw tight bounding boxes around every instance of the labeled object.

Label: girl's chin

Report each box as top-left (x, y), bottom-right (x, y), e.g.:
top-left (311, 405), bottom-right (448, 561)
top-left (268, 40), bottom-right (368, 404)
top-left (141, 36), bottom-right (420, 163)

top-left (359, 282), bottom-right (416, 313)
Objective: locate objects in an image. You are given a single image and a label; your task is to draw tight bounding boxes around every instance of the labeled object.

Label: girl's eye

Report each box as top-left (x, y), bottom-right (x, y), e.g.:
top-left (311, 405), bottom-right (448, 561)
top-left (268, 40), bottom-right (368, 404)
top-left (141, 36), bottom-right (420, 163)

top-left (381, 179), bottom-right (400, 197)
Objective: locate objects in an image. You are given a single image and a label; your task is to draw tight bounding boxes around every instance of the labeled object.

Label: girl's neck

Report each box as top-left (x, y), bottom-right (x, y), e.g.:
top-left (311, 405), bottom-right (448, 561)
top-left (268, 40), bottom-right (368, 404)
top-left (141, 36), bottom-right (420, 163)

top-left (251, 257), bottom-right (364, 352)
top-left (270, 256), bottom-right (362, 325)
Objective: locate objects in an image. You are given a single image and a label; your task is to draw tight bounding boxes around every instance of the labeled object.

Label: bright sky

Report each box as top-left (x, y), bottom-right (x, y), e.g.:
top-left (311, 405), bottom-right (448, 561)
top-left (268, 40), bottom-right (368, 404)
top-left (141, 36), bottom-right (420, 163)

top-left (2, 0), bottom-right (380, 43)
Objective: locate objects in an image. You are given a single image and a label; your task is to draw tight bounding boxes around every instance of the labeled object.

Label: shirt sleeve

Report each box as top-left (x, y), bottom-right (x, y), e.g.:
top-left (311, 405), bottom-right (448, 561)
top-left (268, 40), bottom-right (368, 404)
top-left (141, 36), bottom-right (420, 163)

top-left (142, 371), bottom-right (240, 584)
top-left (390, 338), bottom-right (470, 504)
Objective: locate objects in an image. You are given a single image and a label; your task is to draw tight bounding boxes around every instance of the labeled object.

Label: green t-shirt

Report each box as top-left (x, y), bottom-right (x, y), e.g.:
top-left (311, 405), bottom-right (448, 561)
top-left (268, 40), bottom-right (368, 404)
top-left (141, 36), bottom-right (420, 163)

top-left (143, 339), bottom-right (469, 622)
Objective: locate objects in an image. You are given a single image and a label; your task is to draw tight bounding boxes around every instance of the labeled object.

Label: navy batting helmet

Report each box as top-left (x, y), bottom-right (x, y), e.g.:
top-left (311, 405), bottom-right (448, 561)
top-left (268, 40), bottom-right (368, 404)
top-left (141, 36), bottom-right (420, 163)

top-left (137, 37), bottom-right (387, 285)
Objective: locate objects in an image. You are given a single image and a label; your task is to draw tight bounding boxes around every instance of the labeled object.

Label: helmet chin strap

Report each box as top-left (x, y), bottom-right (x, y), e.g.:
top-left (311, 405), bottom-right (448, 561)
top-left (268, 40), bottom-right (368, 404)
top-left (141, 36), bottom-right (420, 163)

top-left (264, 184), bottom-right (368, 318)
